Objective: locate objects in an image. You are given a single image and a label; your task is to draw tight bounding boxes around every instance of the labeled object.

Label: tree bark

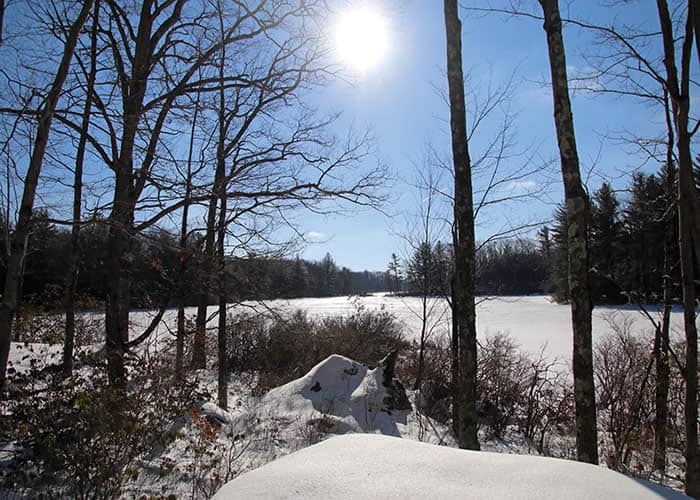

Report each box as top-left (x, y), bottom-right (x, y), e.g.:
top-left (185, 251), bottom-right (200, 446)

top-left (215, 2), bottom-right (228, 409)
top-left (654, 96), bottom-right (675, 476)
top-left (63, 0), bottom-right (100, 378)
top-left (443, 0), bottom-right (479, 450)
top-left (0, 0), bottom-right (93, 386)
top-left (216, 197), bottom-right (227, 410)
top-left (538, 0), bottom-right (598, 464)
top-left (656, 1), bottom-right (699, 494)
top-left (176, 95), bottom-right (198, 381)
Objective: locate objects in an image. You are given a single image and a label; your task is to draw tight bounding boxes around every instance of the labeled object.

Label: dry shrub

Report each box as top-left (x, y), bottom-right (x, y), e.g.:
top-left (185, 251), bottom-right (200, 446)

top-left (399, 335), bottom-right (453, 421)
top-left (12, 308), bottom-right (103, 346)
top-left (0, 356), bottom-right (202, 499)
top-left (595, 316), bottom-right (655, 472)
top-left (228, 306), bottom-right (406, 392)
top-left (398, 330), bottom-right (574, 451)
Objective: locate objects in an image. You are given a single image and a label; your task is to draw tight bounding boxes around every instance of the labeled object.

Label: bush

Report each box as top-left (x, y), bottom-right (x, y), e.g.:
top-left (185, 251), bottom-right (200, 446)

top-left (227, 306), bottom-right (406, 391)
top-left (594, 316), bottom-right (655, 472)
top-left (399, 334), bottom-right (453, 421)
top-left (1, 356), bottom-right (202, 498)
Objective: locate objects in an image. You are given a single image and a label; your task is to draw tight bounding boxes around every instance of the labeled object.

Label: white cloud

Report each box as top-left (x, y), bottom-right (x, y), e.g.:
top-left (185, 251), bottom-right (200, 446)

top-left (506, 180), bottom-right (537, 191)
top-left (306, 231), bottom-right (325, 242)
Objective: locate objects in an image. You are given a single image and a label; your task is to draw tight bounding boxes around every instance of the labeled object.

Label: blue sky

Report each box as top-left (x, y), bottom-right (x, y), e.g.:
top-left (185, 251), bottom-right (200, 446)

top-left (298, 1), bottom-right (671, 272)
top-left (0, 1), bottom-right (675, 274)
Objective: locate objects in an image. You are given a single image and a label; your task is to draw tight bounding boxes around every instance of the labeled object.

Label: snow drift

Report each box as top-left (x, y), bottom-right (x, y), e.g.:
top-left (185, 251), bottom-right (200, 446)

top-left (226, 352), bottom-right (414, 447)
top-left (213, 433), bottom-right (688, 499)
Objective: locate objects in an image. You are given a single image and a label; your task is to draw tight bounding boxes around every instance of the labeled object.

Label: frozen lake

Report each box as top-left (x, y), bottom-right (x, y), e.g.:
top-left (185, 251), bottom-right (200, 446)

top-left (145, 294), bottom-right (687, 365)
top-left (8, 294), bottom-right (689, 376)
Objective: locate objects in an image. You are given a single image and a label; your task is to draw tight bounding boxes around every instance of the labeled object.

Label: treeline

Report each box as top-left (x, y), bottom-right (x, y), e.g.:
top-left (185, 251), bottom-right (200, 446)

top-left (0, 213), bottom-right (385, 310)
top-left (391, 168), bottom-right (680, 304)
top-left (389, 239), bottom-right (548, 297)
top-left (545, 168), bottom-right (679, 304)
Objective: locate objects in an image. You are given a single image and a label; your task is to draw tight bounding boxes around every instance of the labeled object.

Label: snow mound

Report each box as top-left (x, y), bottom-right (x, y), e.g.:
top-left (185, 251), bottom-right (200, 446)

top-left (228, 353), bottom-right (413, 449)
top-left (214, 433), bottom-right (688, 499)
top-left (256, 353), bottom-right (410, 435)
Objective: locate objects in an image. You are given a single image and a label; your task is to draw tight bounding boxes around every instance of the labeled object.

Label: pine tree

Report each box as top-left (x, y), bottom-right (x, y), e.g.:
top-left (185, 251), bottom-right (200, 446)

top-left (623, 173), bottom-right (665, 302)
top-left (589, 182), bottom-right (624, 303)
top-left (550, 205), bottom-right (569, 302)
top-left (406, 242), bottom-right (434, 295)
top-left (386, 253), bottom-right (402, 294)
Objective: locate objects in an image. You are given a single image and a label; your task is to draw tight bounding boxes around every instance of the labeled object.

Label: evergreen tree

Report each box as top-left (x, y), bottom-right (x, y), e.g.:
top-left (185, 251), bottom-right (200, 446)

top-left (537, 225), bottom-right (552, 291)
top-left (550, 205), bottom-right (570, 302)
top-left (622, 173), bottom-right (665, 302)
top-left (290, 257), bottom-right (310, 297)
top-left (589, 183), bottom-right (624, 303)
top-left (319, 253), bottom-right (338, 297)
top-left (406, 242), bottom-right (434, 295)
top-left (432, 241), bottom-right (452, 297)
top-left (386, 253), bottom-right (402, 294)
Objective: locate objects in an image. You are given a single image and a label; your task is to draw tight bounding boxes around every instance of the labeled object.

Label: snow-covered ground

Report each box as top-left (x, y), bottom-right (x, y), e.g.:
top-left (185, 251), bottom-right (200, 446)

top-left (214, 433), bottom-right (688, 499)
top-left (4, 294), bottom-right (690, 498)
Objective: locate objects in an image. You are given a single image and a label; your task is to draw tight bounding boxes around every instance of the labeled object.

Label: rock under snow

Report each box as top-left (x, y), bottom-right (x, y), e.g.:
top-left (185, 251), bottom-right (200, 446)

top-left (213, 433), bottom-right (688, 499)
top-left (239, 354), bottom-right (412, 438)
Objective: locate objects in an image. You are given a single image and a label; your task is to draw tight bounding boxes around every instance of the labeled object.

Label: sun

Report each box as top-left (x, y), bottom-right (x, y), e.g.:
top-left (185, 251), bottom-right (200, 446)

top-left (333, 5), bottom-right (390, 74)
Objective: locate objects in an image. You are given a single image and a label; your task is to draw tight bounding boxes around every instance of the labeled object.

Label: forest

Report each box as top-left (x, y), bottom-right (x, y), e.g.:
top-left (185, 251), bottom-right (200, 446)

top-left (2, 214), bottom-right (385, 307)
top-left (0, 0), bottom-right (698, 498)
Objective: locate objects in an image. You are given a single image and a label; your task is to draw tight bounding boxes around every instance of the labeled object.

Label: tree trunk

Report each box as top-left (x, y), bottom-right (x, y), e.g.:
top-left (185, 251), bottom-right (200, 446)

top-left (538, 0), bottom-right (598, 464)
top-left (215, 1), bottom-right (228, 409)
top-left (63, 0), bottom-right (99, 378)
top-left (175, 95), bottom-right (198, 380)
top-left (0, 0), bottom-right (93, 386)
top-left (451, 283), bottom-right (459, 436)
top-left (654, 100), bottom-right (675, 476)
top-left (217, 198), bottom-right (228, 410)
top-left (677, 156), bottom-right (698, 496)
top-left (105, 175), bottom-right (132, 387)
top-left (443, 0), bottom-right (479, 450)
top-left (192, 191), bottom-right (219, 369)
top-left (104, 0), bottom-right (160, 388)
top-left (414, 243), bottom-right (431, 391)
top-left (656, 1), bottom-right (699, 494)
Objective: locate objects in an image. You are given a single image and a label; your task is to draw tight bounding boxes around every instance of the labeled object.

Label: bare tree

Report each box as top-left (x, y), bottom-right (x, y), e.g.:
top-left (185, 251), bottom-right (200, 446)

top-left (443, 0), bottom-right (479, 450)
top-left (63, 0), bottom-right (100, 377)
top-left (0, 0), bottom-right (93, 386)
top-left (656, 2), bottom-right (699, 494)
top-left (401, 160), bottom-right (451, 391)
top-left (175, 93), bottom-right (200, 381)
top-left (538, 0), bottom-right (598, 464)
top-left (654, 94), bottom-right (676, 476)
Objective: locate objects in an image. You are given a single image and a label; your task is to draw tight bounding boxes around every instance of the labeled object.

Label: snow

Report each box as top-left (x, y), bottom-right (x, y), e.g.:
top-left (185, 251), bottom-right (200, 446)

top-left (42, 294), bottom-right (681, 367)
top-left (6, 294), bottom-right (691, 497)
top-left (8, 295), bottom-right (682, 371)
top-left (235, 354), bottom-right (410, 439)
top-left (156, 294), bottom-right (684, 363)
top-left (7, 342), bottom-right (63, 376)
top-left (213, 433), bottom-right (688, 499)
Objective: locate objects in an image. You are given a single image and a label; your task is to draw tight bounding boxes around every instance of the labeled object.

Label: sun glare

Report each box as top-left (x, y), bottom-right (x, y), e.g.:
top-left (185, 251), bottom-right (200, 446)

top-left (334, 5), bottom-right (389, 75)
